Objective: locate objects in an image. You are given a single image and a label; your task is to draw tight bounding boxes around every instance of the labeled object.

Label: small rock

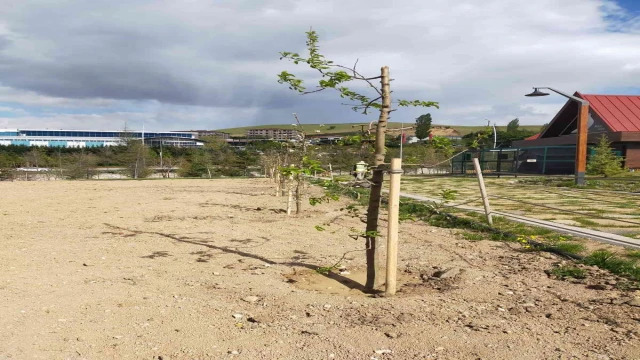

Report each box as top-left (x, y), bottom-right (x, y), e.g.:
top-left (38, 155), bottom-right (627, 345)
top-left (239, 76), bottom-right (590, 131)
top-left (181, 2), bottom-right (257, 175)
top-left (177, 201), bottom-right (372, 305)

top-left (229, 350), bottom-right (239, 355)
top-left (384, 332), bottom-right (398, 339)
top-left (232, 313), bottom-right (243, 320)
top-left (587, 284), bottom-right (608, 290)
top-left (433, 267), bottom-right (461, 279)
top-left (323, 304), bottom-right (332, 310)
top-left (612, 327), bottom-right (627, 334)
top-left (435, 347), bottom-right (445, 352)
top-left (301, 330), bottom-right (320, 335)
top-left (627, 298), bottom-right (640, 307)
top-left (520, 303), bottom-right (535, 308)
top-left (213, 272), bottom-right (221, 276)
top-left (374, 349), bottom-right (392, 354)
top-left (242, 296), bottom-right (260, 303)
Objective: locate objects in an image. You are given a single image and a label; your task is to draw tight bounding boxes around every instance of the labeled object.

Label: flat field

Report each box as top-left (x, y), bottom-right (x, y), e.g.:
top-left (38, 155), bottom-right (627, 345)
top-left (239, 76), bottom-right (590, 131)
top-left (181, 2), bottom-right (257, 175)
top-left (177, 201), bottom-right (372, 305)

top-left (1, 179), bottom-right (638, 359)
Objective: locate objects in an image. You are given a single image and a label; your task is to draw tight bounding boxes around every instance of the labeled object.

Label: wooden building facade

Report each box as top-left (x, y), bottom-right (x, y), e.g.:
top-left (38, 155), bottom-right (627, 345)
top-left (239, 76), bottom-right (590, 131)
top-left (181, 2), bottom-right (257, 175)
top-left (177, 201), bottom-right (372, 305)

top-left (513, 93), bottom-right (640, 170)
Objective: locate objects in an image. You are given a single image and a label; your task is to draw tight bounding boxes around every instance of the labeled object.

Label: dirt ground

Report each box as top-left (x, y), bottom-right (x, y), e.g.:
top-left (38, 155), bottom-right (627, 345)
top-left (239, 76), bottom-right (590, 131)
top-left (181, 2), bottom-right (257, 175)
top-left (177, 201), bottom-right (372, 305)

top-left (1, 179), bottom-right (639, 360)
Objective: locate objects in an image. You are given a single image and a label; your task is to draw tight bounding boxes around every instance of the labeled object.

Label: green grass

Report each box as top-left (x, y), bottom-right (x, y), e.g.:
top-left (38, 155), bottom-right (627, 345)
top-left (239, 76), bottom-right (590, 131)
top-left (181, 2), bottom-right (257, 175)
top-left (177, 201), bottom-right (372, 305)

top-left (582, 250), bottom-right (640, 281)
top-left (549, 242), bottom-right (587, 255)
top-left (624, 250), bottom-right (640, 259)
top-left (394, 196), bottom-right (640, 284)
top-left (549, 266), bottom-right (587, 280)
top-left (460, 231), bottom-right (485, 241)
top-left (214, 123), bottom-right (541, 137)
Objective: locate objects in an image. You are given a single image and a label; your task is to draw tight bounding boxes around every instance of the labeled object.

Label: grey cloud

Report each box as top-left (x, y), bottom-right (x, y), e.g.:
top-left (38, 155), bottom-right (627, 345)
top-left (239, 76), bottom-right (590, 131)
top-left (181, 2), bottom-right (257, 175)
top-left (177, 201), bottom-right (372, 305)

top-left (0, 0), bottom-right (639, 130)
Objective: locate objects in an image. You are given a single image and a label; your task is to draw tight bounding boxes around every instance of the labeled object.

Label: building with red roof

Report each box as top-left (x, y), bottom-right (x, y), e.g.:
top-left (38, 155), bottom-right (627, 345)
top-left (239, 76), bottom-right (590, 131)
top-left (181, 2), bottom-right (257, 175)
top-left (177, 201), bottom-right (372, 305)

top-left (513, 92), bottom-right (640, 170)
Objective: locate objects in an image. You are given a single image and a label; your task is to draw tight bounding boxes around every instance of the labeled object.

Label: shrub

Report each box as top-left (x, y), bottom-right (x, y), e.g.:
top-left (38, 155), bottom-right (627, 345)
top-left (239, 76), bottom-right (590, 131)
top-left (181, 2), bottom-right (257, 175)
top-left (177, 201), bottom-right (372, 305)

top-left (587, 135), bottom-right (626, 177)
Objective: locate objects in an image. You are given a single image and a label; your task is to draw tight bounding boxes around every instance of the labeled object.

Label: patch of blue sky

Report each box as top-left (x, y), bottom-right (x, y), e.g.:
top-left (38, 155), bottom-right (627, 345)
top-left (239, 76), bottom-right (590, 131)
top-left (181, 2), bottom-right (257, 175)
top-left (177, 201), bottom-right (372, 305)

top-left (616, 0), bottom-right (640, 13)
top-left (603, 0), bottom-right (640, 32)
top-left (589, 86), bottom-right (640, 95)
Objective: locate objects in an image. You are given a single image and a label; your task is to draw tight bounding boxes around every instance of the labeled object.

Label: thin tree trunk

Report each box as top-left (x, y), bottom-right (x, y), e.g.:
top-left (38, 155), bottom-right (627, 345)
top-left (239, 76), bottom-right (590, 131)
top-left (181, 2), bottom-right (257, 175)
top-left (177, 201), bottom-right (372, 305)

top-left (295, 175), bottom-right (302, 214)
top-left (364, 66), bottom-right (390, 291)
top-left (281, 176), bottom-right (287, 197)
top-left (286, 176), bottom-right (293, 216)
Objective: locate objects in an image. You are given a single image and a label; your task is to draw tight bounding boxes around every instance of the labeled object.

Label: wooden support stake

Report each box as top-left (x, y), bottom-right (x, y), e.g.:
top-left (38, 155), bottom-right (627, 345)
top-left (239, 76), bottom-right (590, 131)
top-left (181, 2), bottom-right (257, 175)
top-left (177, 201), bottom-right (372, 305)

top-left (472, 158), bottom-right (493, 226)
top-left (329, 164), bottom-right (334, 181)
top-left (286, 175), bottom-right (293, 216)
top-left (385, 158), bottom-right (402, 296)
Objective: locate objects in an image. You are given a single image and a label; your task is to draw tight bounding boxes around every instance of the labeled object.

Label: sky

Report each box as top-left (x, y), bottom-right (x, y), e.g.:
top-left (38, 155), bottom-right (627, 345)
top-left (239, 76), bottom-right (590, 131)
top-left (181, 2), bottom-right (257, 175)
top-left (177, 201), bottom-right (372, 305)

top-left (0, 0), bottom-right (639, 131)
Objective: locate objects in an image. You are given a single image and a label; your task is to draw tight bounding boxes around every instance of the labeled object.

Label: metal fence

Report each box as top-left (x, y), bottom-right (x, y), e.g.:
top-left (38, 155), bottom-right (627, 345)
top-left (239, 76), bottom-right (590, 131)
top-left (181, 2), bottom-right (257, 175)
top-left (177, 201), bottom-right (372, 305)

top-left (451, 145), bottom-right (577, 176)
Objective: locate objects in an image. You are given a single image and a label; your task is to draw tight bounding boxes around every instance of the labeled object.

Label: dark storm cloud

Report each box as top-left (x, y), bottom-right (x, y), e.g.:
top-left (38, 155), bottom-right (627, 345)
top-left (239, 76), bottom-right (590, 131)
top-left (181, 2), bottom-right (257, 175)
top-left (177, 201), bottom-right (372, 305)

top-left (0, 0), bottom-right (316, 108)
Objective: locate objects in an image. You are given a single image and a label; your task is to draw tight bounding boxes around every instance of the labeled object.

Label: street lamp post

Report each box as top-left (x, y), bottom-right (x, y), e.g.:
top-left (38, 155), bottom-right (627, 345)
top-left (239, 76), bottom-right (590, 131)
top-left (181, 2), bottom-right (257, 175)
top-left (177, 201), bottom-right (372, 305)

top-left (525, 87), bottom-right (589, 186)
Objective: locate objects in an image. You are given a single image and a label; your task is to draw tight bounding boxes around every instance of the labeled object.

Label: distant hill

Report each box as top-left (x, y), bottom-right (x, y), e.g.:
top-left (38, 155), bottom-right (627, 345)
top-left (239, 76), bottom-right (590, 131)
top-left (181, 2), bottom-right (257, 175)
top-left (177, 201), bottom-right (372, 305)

top-left (214, 123), bottom-right (542, 137)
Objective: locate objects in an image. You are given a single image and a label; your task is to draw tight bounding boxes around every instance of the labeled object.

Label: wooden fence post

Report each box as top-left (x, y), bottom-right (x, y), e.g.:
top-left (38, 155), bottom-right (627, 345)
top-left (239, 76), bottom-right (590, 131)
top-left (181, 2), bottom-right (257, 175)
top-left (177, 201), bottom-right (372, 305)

top-left (385, 158), bottom-right (402, 296)
top-left (472, 157), bottom-right (493, 226)
top-left (286, 174), bottom-right (293, 216)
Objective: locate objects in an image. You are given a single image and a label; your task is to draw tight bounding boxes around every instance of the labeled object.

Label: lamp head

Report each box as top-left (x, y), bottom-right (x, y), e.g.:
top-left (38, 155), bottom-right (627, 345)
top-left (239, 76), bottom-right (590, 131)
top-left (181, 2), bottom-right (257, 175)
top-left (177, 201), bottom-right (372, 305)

top-left (525, 88), bottom-right (550, 97)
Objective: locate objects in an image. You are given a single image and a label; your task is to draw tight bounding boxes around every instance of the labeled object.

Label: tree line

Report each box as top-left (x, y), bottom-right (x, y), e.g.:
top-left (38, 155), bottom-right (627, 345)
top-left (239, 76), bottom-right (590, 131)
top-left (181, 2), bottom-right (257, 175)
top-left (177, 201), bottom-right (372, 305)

top-left (0, 116), bottom-right (545, 181)
top-left (0, 136), bottom-right (262, 180)
top-left (0, 129), bottom-right (463, 180)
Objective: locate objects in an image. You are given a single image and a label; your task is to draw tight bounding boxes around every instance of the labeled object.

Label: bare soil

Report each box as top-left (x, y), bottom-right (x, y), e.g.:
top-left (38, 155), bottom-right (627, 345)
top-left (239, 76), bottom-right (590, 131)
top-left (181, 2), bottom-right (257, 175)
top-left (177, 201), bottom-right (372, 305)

top-left (1, 179), bottom-right (639, 360)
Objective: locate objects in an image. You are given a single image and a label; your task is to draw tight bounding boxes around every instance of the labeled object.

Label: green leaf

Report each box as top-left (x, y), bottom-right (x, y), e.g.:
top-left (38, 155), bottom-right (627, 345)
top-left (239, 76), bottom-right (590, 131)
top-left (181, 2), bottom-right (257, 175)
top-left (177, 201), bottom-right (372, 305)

top-left (397, 100), bottom-right (440, 109)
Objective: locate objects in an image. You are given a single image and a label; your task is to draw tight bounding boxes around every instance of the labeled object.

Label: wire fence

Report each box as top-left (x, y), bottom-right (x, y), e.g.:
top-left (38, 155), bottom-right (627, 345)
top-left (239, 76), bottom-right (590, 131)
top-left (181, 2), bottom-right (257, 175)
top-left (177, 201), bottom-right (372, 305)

top-left (450, 145), bottom-right (578, 176)
top-left (395, 164), bottom-right (640, 244)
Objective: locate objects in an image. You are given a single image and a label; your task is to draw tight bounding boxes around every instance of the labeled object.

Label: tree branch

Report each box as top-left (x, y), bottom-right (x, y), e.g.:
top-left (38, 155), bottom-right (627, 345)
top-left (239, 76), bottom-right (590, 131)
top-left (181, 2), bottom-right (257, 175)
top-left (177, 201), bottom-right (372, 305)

top-left (303, 88), bottom-right (326, 95)
top-left (333, 64), bottom-right (382, 96)
top-left (362, 96), bottom-right (382, 115)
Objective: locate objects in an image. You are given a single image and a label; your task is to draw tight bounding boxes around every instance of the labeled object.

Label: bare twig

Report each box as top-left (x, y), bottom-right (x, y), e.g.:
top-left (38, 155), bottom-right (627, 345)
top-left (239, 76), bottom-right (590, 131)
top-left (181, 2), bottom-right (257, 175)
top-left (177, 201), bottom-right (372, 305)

top-left (303, 88), bottom-right (326, 95)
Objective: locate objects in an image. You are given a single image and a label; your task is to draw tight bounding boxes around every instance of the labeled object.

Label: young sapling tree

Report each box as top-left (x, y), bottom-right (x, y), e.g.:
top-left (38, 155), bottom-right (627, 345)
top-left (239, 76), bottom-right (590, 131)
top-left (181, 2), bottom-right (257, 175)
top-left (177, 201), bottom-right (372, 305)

top-left (278, 29), bottom-right (439, 290)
